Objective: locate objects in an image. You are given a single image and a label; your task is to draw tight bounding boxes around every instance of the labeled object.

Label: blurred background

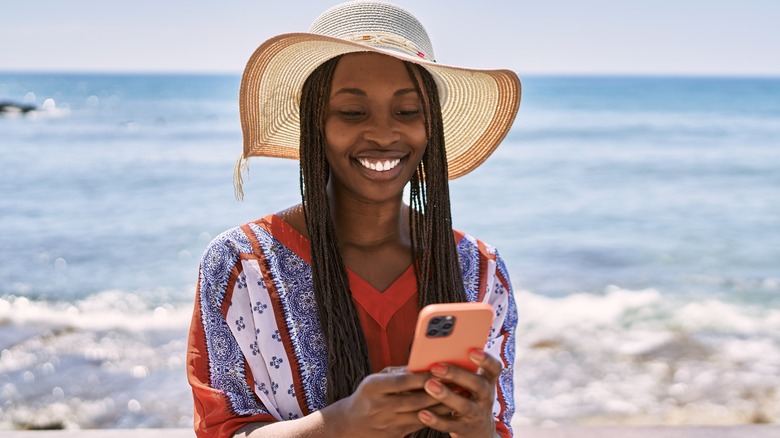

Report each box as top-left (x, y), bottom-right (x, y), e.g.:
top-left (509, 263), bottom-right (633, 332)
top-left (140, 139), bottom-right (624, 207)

top-left (1, 0), bottom-right (779, 430)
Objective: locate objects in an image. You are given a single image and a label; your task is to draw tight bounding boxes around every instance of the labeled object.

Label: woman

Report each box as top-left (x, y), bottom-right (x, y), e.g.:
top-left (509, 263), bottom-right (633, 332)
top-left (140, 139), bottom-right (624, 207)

top-left (187, 2), bottom-right (520, 437)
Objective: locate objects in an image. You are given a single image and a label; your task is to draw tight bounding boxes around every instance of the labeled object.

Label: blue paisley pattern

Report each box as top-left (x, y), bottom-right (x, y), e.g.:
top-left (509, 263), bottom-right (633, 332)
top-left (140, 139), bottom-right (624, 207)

top-left (495, 251), bottom-right (517, 431)
top-left (250, 223), bottom-right (329, 413)
top-left (457, 235), bottom-right (481, 302)
top-left (199, 227), bottom-right (268, 416)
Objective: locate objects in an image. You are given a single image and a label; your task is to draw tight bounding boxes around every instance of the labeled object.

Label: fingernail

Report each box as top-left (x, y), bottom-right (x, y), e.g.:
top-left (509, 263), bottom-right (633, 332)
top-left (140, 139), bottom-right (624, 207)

top-left (430, 363), bottom-right (447, 376)
top-left (419, 410), bottom-right (433, 422)
top-left (426, 379), bottom-right (443, 395)
top-left (470, 349), bottom-right (486, 362)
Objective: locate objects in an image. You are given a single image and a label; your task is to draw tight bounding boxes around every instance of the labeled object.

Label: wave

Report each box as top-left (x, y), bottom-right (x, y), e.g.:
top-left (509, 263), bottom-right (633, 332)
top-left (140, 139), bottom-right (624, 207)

top-left (0, 291), bottom-right (194, 430)
top-left (1, 287), bottom-right (778, 429)
top-left (0, 290), bottom-right (193, 335)
top-left (514, 286), bottom-right (780, 426)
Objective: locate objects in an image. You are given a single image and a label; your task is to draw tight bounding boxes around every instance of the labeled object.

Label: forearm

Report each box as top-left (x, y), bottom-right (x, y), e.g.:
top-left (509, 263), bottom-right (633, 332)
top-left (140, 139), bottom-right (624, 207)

top-left (232, 415), bottom-right (320, 437)
top-left (232, 404), bottom-right (341, 438)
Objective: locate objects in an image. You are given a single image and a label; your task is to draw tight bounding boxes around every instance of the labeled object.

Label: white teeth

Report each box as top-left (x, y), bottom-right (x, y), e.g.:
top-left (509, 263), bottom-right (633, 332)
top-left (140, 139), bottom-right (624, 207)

top-left (358, 158), bottom-right (400, 172)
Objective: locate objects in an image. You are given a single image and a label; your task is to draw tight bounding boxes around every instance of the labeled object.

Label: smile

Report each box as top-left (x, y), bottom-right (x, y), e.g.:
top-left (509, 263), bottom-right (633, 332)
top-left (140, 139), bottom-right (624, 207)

top-left (357, 157), bottom-right (401, 172)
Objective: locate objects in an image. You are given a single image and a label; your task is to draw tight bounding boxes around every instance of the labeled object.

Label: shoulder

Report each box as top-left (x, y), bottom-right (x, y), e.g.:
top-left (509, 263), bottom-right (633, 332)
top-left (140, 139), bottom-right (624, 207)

top-left (202, 225), bottom-right (253, 260)
top-left (454, 229), bottom-right (513, 287)
top-left (454, 229), bottom-right (501, 262)
top-left (199, 215), bottom-right (276, 276)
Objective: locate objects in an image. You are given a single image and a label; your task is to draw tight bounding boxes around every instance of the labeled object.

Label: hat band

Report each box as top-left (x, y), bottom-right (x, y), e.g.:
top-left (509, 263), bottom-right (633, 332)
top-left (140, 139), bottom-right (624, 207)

top-left (341, 32), bottom-right (434, 62)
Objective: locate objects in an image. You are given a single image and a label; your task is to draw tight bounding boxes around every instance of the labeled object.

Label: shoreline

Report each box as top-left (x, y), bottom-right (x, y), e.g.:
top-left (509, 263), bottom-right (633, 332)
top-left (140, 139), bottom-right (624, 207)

top-left (2, 425), bottom-right (780, 437)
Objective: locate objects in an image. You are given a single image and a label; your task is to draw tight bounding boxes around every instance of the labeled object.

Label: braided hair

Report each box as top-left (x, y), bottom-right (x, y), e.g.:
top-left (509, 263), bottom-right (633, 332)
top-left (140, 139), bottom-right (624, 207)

top-left (299, 55), bottom-right (467, 437)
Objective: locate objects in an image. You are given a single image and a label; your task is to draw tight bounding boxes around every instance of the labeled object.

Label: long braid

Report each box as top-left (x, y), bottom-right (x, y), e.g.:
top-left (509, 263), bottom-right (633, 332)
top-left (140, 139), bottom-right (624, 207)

top-left (299, 56), bottom-right (372, 404)
top-left (404, 62), bottom-right (468, 438)
top-left (405, 62), bottom-right (468, 308)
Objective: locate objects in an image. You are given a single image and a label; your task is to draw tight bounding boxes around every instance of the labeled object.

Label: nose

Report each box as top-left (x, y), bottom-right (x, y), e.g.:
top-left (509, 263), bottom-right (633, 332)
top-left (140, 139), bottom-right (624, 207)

top-left (362, 112), bottom-right (400, 147)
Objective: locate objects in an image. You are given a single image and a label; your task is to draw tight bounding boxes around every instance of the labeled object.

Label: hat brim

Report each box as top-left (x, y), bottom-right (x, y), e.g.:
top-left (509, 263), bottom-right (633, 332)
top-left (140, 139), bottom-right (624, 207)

top-left (239, 32), bottom-right (521, 179)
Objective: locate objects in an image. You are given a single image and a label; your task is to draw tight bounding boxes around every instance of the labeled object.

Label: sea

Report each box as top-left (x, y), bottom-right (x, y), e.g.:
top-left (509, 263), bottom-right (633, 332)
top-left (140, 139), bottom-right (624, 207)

top-left (1, 72), bottom-right (779, 430)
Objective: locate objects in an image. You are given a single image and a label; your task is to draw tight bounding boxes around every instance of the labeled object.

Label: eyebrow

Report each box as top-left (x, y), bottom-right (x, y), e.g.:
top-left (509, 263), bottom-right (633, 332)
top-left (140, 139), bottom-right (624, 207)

top-left (394, 88), bottom-right (418, 97)
top-left (333, 87), bottom-right (418, 97)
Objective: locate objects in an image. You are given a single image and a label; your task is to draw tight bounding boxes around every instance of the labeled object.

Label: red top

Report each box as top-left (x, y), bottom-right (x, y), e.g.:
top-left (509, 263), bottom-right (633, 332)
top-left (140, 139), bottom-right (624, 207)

top-left (270, 215), bottom-right (421, 372)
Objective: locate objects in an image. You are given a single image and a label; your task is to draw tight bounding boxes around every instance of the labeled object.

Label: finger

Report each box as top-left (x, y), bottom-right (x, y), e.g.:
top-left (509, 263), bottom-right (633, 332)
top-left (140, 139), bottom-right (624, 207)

top-left (469, 349), bottom-right (503, 381)
top-left (391, 389), bottom-right (442, 413)
top-left (417, 409), bottom-right (463, 435)
top-left (380, 365), bottom-right (407, 374)
top-left (428, 403), bottom-right (454, 417)
top-left (422, 377), bottom-right (477, 417)
top-left (393, 411), bottom-right (433, 434)
top-left (362, 370), bottom-right (430, 394)
top-left (429, 362), bottom-right (493, 403)
top-left (418, 408), bottom-right (496, 437)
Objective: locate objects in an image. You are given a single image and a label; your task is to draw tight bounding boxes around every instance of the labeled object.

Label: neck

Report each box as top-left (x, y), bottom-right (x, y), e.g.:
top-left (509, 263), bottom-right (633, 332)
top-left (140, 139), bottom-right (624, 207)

top-left (327, 186), bottom-right (409, 249)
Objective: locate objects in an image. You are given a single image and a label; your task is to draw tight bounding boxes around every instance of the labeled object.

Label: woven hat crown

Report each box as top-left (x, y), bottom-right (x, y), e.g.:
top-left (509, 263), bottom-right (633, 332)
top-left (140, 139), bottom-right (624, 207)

top-left (309, 1), bottom-right (436, 62)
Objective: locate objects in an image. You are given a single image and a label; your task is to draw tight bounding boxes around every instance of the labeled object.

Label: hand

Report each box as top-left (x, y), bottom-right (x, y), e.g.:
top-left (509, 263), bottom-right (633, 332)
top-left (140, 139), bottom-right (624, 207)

top-left (323, 366), bottom-right (442, 438)
top-left (416, 349), bottom-right (502, 438)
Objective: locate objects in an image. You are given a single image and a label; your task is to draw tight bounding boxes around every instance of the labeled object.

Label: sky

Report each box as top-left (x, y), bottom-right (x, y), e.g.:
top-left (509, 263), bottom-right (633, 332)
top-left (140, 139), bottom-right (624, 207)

top-left (1, 0), bottom-right (779, 76)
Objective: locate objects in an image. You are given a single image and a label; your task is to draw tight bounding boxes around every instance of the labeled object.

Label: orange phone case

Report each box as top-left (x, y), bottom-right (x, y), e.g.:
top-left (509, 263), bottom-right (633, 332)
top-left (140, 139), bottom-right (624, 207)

top-left (407, 302), bottom-right (494, 373)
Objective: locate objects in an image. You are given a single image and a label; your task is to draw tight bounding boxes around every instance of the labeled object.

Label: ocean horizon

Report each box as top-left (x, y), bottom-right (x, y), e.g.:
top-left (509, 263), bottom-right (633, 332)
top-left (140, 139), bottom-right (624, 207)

top-left (1, 71), bottom-right (778, 430)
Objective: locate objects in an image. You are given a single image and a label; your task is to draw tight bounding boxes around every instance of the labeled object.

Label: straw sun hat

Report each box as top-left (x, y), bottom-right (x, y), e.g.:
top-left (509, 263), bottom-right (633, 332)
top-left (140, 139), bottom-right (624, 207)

top-left (236, 0), bottom-right (521, 196)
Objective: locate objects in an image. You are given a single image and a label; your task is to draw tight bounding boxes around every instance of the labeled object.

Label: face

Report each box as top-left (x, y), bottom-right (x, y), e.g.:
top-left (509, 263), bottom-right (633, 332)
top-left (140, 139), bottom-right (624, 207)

top-left (324, 52), bottom-right (427, 205)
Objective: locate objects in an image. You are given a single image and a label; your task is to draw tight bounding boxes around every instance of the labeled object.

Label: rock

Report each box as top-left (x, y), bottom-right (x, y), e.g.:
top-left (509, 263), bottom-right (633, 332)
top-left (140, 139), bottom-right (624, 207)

top-left (0, 101), bottom-right (38, 115)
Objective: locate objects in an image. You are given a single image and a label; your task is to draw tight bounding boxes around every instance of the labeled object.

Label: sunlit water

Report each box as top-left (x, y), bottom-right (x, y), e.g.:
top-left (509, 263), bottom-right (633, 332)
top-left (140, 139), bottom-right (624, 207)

top-left (1, 73), bottom-right (779, 429)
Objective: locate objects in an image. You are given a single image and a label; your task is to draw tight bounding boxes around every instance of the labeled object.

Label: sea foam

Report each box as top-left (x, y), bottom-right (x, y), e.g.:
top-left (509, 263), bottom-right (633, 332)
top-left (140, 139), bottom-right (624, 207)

top-left (514, 286), bottom-right (780, 426)
top-left (2, 288), bottom-right (778, 429)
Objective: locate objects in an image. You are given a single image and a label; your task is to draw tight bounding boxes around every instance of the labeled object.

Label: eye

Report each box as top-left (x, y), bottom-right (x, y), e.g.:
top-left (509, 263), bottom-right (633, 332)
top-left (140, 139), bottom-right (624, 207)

top-left (395, 108), bottom-right (421, 119)
top-left (338, 110), bottom-right (366, 120)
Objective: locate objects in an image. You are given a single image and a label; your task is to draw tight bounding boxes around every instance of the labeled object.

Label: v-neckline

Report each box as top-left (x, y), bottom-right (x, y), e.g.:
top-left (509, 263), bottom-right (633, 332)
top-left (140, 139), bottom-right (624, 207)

top-left (347, 264), bottom-right (417, 328)
top-left (261, 214), bottom-right (415, 286)
top-left (260, 214), bottom-right (418, 328)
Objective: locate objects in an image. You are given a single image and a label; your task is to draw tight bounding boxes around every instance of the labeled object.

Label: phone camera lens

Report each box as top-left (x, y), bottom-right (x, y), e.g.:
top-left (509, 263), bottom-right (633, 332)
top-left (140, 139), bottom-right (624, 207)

top-left (427, 329), bottom-right (439, 337)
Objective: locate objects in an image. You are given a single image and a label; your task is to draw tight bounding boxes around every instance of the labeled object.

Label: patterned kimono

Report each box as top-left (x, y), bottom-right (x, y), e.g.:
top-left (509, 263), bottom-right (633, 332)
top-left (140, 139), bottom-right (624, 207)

top-left (187, 214), bottom-right (517, 437)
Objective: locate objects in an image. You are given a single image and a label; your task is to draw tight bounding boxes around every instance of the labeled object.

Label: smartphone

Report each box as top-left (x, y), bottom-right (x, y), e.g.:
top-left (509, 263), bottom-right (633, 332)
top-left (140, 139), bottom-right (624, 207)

top-left (407, 302), bottom-right (494, 373)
